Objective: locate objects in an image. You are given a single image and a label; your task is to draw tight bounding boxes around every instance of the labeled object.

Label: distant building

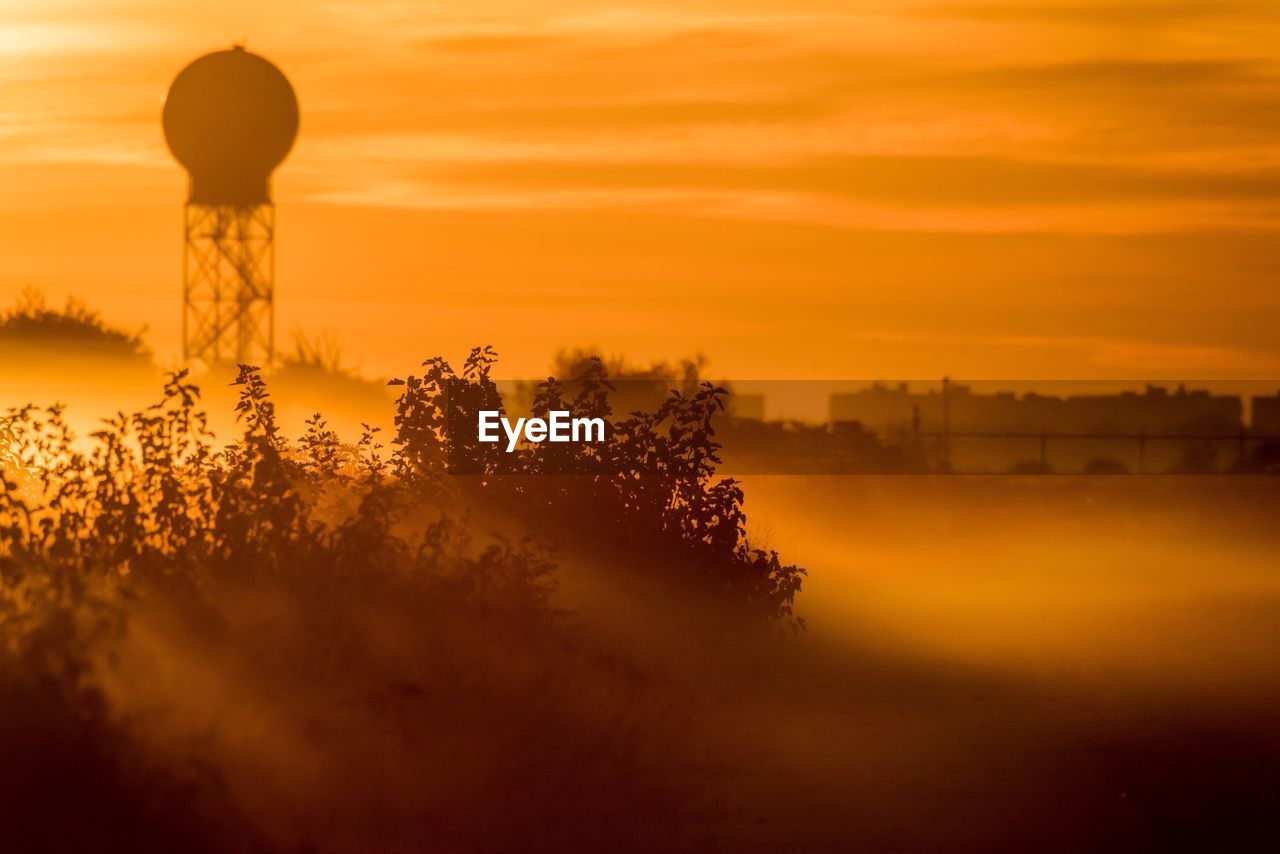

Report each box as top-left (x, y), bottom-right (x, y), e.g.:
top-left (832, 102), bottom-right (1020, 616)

top-left (726, 394), bottom-right (765, 421)
top-left (831, 383), bottom-right (1242, 436)
top-left (1252, 392), bottom-right (1280, 435)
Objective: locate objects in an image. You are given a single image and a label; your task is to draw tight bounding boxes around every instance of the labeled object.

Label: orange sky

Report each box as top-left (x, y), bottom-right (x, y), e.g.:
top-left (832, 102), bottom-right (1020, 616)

top-left (2, 0), bottom-right (1280, 380)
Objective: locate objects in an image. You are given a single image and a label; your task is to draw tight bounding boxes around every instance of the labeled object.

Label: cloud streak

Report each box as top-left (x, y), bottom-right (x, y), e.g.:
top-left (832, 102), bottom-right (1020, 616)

top-left (936, 0), bottom-right (1278, 27)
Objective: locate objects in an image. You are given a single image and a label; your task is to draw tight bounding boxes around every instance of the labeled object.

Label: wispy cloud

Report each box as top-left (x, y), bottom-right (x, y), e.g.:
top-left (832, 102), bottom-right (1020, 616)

top-left (402, 154), bottom-right (1280, 210)
top-left (936, 0), bottom-right (1278, 26)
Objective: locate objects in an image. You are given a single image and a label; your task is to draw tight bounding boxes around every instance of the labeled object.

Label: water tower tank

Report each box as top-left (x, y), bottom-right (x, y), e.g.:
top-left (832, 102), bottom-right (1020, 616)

top-left (162, 45), bottom-right (299, 206)
top-left (164, 45), bottom-right (297, 367)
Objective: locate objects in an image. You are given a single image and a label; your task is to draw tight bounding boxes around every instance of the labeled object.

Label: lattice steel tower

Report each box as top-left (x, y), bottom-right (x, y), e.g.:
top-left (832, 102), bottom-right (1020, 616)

top-left (162, 46), bottom-right (299, 366)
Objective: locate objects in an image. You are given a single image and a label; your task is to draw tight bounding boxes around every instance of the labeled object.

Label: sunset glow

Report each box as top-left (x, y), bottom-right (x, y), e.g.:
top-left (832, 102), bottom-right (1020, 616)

top-left (6, 6), bottom-right (1280, 850)
top-left (3, 0), bottom-right (1280, 378)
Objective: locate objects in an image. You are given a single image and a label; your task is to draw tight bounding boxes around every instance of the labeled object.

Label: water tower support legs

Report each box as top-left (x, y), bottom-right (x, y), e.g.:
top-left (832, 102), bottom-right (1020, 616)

top-left (182, 203), bottom-right (275, 367)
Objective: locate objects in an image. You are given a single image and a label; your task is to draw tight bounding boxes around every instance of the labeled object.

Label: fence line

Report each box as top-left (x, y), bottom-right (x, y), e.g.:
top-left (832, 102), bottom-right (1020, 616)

top-left (902, 429), bottom-right (1280, 473)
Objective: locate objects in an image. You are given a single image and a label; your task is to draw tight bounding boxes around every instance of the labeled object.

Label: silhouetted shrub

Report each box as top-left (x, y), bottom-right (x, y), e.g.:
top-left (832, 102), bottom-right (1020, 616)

top-left (1234, 440), bottom-right (1280, 474)
top-left (1084, 455), bottom-right (1130, 475)
top-left (1170, 441), bottom-right (1219, 474)
top-left (387, 348), bottom-right (805, 624)
top-left (0, 348), bottom-right (804, 850)
top-left (1009, 459), bottom-right (1054, 475)
top-left (0, 288), bottom-right (152, 364)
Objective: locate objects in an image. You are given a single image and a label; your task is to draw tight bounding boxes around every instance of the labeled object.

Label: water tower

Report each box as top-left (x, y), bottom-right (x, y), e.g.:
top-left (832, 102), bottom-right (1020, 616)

top-left (163, 45), bottom-right (298, 366)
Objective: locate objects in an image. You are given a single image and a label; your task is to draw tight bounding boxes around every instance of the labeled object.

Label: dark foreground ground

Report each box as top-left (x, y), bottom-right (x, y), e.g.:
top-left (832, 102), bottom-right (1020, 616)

top-left (4, 475), bottom-right (1280, 851)
top-left (728, 475), bottom-right (1280, 851)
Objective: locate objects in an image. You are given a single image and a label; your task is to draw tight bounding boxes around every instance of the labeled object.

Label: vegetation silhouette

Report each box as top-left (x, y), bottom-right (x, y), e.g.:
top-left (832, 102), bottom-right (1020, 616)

top-left (5, 346), bottom-right (1280, 851)
top-left (390, 348), bottom-right (804, 620)
top-left (0, 347), bottom-right (802, 851)
top-left (1235, 439), bottom-right (1280, 473)
top-left (1084, 455), bottom-right (1130, 475)
top-left (1008, 458), bottom-right (1054, 475)
top-left (0, 288), bottom-right (153, 366)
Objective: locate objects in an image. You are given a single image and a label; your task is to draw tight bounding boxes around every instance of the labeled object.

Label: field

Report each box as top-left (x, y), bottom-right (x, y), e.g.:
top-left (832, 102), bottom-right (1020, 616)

top-left (735, 475), bottom-right (1280, 849)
